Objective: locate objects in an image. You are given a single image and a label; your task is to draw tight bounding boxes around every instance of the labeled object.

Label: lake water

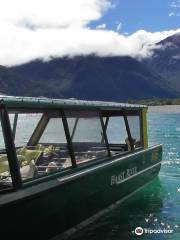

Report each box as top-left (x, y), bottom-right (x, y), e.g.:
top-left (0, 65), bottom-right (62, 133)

top-left (64, 105), bottom-right (180, 240)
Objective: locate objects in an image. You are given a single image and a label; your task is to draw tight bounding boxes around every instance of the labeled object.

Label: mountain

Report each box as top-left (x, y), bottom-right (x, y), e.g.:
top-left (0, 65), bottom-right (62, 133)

top-left (5, 55), bottom-right (176, 101)
top-left (0, 65), bottom-right (34, 96)
top-left (144, 32), bottom-right (180, 92)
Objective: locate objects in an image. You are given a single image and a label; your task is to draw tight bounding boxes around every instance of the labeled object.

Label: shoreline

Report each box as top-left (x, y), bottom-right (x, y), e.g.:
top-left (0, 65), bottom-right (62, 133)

top-left (128, 99), bottom-right (180, 106)
top-left (148, 105), bottom-right (180, 114)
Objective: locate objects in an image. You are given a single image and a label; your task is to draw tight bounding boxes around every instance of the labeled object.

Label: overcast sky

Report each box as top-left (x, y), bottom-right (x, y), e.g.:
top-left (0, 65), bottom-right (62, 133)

top-left (0, 0), bottom-right (180, 66)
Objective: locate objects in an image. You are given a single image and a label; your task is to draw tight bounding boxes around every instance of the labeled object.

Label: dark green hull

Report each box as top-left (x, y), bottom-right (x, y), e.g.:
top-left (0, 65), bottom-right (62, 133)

top-left (0, 145), bottom-right (162, 239)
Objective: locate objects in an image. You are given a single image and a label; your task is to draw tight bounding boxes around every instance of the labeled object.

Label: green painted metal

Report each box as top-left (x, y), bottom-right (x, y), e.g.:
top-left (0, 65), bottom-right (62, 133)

top-left (27, 114), bottom-right (49, 146)
top-left (61, 109), bottom-right (77, 168)
top-left (0, 96), bottom-right (147, 111)
top-left (99, 113), bottom-right (111, 157)
top-left (123, 112), bottom-right (134, 151)
top-left (142, 108), bottom-right (148, 148)
top-left (0, 104), bottom-right (22, 189)
top-left (12, 113), bottom-right (18, 140)
top-left (70, 117), bottom-right (79, 140)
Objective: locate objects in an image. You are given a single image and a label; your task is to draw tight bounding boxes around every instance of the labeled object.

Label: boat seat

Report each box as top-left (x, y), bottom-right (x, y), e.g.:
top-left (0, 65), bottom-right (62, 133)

top-left (125, 138), bottom-right (136, 151)
top-left (62, 158), bottom-right (72, 168)
top-left (0, 148), bottom-right (42, 180)
top-left (0, 154), bottom-right (9, 174)
top-left (16, 147), bottom-right (43, 167)
top-left (75, 150), bottom-right (108, 164)
top-left (0, 145), bottom-right (62, 177)
top-left (20, 160), bottom-right (38, 179)
top-left (0, 154), bottom-right (27, 174)
top-left (45, 161), bottom-right (59, 173)
top-left (35, 144), bottom-right (61, 155)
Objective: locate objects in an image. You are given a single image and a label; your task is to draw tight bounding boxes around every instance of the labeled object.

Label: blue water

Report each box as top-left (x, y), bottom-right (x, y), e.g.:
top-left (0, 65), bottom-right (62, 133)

top-left (66, 105), bottom-right (180, 240)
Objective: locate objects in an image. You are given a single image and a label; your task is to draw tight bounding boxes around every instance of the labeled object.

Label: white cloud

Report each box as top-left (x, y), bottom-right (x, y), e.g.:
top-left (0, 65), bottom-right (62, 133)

top-left (170, 0), bottom-right (180, 8)
top-left (116, 22), bottom-right (122, 31)
top-left (169, 1), bottom-right (180, 16)
top-left (169, 11), bottom-right (180, 16)
top-left (96, 23), bottom-right (106, 29)
top-left (0, 0), bottom-right (111, 29)
top-left (169, 12), bottom-right (175, 16)
top-left (0, 0), bottom-right (180, 66)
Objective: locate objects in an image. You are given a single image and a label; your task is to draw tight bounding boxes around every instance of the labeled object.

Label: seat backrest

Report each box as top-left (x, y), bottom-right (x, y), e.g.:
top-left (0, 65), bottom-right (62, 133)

top-left (16, 147), bottom-right (43, 166)
top-left (0, 154), bottom-right (9, 174)
top-left (45, 161), bottom-right (58, 173)
top-left (125, 138), bottom-right (136, 151)
top-left (20, 160), bottom-right (38, 179)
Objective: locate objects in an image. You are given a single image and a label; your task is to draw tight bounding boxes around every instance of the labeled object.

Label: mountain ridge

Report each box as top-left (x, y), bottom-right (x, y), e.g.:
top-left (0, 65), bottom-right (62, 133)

top-left (143, 32), bottom-right (180, 92)
top-left (7, 55), bottom-right (177, 101)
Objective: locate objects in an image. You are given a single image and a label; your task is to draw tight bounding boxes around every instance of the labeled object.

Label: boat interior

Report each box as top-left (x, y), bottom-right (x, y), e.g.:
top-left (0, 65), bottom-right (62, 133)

top-left (0, 140), bottom-right (141, 188)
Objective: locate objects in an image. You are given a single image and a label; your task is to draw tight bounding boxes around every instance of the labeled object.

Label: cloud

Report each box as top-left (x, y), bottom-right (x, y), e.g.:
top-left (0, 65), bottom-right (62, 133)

top-left (169, 0), bottom-right (180, 16)
top-left (0, 0), bottom-right (111, 29)
top-left (116, 22), bottom-right (122, 32)
top-left (96, 23), bottom-right (106, 29)
top-left (0, 0), bottom-right (180, 66)
top-left (169, 12), bottom-right (175, 16)
top-left (170, 0), bottom-right (180, 8)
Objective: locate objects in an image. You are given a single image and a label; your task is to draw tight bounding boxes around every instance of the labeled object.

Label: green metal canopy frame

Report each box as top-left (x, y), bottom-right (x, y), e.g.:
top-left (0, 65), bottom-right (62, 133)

top-left (0, 96), bottom-right (147, 111)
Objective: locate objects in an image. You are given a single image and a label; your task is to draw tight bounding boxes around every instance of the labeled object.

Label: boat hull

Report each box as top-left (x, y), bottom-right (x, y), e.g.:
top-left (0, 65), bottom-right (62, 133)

top-left (0, 145), bottom-right (162, 239)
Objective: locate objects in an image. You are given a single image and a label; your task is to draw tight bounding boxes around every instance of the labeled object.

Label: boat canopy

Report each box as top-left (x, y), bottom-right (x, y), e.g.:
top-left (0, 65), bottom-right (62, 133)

top-left (0, 96), bottom-right (148, 191)
top-left (0, 96), bottom-right (147, 111)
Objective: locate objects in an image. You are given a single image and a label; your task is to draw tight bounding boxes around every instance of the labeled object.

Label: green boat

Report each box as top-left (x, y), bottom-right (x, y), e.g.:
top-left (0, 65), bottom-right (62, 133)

top-left (0, 96), bottom-right (162, 239)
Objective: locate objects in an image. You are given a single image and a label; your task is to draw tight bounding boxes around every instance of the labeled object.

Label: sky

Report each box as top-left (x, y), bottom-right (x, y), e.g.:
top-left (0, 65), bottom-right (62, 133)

top-left (0, 0), bottom-right (180, 66)
top-left (90, 0), bottom-right (180, 34)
